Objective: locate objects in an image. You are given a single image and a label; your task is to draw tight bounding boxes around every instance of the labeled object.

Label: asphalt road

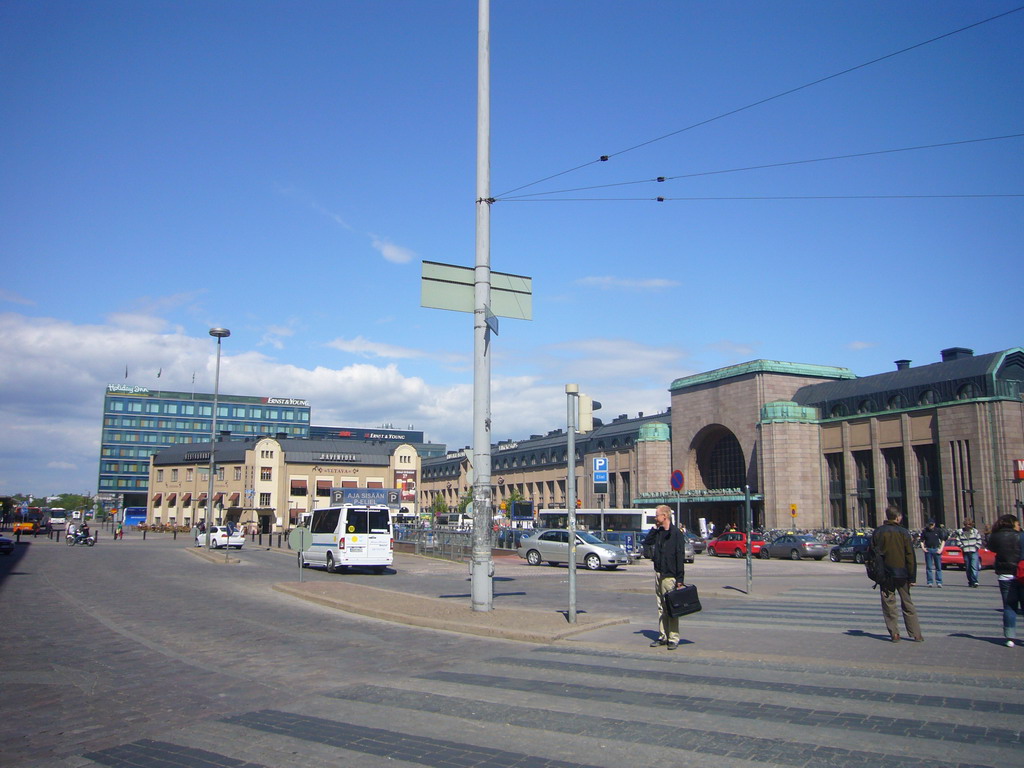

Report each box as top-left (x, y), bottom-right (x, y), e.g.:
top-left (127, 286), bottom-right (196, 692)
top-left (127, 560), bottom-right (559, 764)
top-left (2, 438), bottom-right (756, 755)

top-left (1, 531), bottom-right (1022, 768)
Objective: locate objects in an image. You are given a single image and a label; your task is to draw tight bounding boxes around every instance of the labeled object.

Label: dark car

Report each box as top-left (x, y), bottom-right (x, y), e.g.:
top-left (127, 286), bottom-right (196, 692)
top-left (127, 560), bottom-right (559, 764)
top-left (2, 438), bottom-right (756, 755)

top-left (594, 530), bottom-right (643, 560)
top-left (683, 530), bottom-right (707, 554)
top-left (830, 534), bottom-right (871, 563)
top-left (0, 535), bottom-right (14, 555)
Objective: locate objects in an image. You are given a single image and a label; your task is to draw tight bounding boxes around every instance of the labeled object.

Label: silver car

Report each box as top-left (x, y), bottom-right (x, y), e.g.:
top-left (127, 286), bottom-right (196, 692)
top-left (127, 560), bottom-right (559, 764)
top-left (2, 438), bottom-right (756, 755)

top-left (517, 529), bottom-right (630, 570)
top-left (760, 534), bottom-right (828, 561)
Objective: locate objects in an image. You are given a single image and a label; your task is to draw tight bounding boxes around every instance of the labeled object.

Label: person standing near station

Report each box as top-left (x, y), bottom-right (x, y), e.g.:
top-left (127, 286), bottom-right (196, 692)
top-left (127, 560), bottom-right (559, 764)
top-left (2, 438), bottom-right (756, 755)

top-left (920, 521), bottom-right (945, 588)
top-left (871, 506), bottom-right (923, 643)
top-left (955, 519), bottom-right (983, 587)
top-left (986, 514), bottom-right (1023, 647)
top-left (643, 505), bottom-right (687, 650)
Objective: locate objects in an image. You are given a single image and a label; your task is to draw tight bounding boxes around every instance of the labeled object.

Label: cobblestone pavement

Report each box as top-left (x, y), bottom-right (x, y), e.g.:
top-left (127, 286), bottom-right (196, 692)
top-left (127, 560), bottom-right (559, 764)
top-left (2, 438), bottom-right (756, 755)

top-left (1, 533), bottom-right (1022, 768)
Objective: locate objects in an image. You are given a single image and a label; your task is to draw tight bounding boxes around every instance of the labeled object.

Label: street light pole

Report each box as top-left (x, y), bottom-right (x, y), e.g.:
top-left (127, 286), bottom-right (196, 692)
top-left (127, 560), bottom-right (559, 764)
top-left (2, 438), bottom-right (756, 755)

top-left (565, 384), bottom-right (579, 624)
top-left (204, 327), bottom-right (230, 550)
top-left (470, 0), bottom-right (493, 612)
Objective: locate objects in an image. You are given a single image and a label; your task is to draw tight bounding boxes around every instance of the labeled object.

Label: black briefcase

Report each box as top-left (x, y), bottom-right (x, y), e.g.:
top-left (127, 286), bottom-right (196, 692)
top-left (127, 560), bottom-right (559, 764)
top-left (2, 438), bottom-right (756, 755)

top-left (663, 584), bottom-right (702, 618)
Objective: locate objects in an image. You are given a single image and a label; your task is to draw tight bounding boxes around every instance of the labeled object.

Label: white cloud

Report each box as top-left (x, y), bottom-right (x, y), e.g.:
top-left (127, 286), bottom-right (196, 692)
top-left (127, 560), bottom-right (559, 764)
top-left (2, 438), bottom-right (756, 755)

top-left (0, 313), bottom-right (486, 496)
top-left (847, 340), bottom-right (877, 351)
top-left (0, 314), bottom-right (673, 498)
top-left (326, 335), bottom-right (429, 360)
top-left (576, 276), bottom-right (681, 290)
top-left (541, 337), bottom-right (689, 384)
top-left (259, 324), bottom-right (297, 350)
top-left (0, 288), bottom-right (35, 306)
top-left (370, 236), bottom-right (415, 264)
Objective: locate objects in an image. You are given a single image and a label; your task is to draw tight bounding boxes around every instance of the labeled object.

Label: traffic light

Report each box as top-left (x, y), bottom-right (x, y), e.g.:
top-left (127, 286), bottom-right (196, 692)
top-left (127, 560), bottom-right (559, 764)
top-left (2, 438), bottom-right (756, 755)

top-left (578, 394), bottom-right (601, 433)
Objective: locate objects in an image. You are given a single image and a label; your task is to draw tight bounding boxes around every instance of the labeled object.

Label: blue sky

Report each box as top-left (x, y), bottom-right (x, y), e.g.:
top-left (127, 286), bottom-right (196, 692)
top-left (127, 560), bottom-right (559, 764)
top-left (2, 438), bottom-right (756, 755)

top-left (1, 0), bottom-right (1021, 497)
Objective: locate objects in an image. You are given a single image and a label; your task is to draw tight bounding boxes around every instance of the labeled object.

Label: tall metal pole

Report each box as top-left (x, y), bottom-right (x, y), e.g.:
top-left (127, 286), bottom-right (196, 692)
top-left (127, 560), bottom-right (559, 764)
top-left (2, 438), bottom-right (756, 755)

top-left (470, 0), bottom-right (493, 612)
top-left (204, 328), bottom-right (230, 550)
top-left (565, 384), bottom-right (578, 623)
top-left (744, 484), bottom-right (752, 594)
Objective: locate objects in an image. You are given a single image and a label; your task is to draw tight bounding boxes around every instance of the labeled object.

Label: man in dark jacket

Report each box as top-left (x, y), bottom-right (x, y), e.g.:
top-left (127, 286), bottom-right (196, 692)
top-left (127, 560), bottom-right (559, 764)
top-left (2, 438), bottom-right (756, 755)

top-left (871, 506), bottom-right (923, 643)
top-left (919, 520), bottom-right (946, 588)
top-left (643, 505), bottom-right (687, 650)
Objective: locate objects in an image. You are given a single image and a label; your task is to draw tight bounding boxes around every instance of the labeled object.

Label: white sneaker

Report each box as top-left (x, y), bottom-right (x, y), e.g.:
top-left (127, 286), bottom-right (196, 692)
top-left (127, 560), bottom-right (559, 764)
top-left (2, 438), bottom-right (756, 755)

top-left (1006, 639), bottom-right (1015, 647)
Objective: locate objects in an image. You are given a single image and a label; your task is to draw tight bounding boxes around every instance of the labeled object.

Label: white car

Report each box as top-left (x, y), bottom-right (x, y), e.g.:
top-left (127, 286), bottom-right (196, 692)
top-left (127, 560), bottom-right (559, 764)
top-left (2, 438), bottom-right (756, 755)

top-left (195, 525), bottom-right (245, 549)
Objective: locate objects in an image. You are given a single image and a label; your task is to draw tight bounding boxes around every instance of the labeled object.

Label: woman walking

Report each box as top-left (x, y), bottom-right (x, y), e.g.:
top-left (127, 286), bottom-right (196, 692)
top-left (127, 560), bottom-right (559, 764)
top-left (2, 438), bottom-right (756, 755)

top-left (986, 514), bottom-right (1023, 648)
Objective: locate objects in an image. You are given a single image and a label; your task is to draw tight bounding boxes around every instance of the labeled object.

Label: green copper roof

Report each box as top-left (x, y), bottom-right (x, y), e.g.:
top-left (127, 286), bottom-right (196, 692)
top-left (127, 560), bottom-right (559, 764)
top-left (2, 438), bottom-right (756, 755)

top-left (760, 400), bottom-right (819, 423)
top-left (670, 359), bottom-right (855, 391)
top-left (637, 422), bottom-right (671, 441)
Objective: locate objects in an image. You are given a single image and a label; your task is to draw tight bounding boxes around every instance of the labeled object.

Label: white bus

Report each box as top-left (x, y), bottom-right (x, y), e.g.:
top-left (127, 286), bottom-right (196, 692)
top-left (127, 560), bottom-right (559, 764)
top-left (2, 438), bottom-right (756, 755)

top-left (301, 504), bottom-right (393, 574)
top-left (435, 513), bottom-right (472, 529)
top-left (537, 508), bottom-right (659, 533)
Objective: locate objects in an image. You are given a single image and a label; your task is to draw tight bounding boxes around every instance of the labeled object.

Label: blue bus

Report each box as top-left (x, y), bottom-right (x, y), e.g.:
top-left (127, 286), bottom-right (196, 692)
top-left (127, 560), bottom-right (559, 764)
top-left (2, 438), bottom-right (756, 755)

top-left (123, 506), bottom-right (148, 526)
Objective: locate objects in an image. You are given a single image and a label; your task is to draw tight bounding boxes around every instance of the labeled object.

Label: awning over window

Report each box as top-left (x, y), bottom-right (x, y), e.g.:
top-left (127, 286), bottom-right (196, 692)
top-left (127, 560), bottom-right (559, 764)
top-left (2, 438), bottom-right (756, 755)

top-left (228, 492), bottom-right (240, 506)
top-left (316, 480), bottom-right (332, 490)
top-left (167, 493), bottom-right (176, 505)
top-left (213, 493), bottom-right (224, 505)
top-left (341, 480), bottom-right (358, 488)
top-left (182, 493), bottom-right (192, 506)
top-left (291, 479), bottom-right (307, 492)
top-left (367, 481), bottom-right (384, 489)
top-left (152, 494), bottom-right (162, 505)
top-left (197, 493), bottom-right (208, 506)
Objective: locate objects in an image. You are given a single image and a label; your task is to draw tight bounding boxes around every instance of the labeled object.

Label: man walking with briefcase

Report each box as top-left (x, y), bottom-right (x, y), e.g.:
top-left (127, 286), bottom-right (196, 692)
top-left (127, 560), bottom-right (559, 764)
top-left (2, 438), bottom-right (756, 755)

top-left (643, 505), bottom-right (687, 650)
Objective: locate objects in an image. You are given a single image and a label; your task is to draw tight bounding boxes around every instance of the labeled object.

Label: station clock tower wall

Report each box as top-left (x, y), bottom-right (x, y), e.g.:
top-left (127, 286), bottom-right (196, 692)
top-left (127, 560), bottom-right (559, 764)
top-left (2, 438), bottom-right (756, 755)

top-left (758, 401), bottom-right (826, 530)
top-left (635, 422), bottom-right (671, 496)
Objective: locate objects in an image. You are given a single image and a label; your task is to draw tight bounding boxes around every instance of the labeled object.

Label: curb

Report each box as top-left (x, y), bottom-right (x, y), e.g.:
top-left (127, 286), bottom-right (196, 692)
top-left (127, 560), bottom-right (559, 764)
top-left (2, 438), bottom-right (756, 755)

top-left (273, 581), bottom-right (629, 643)
top-left (187, 547), bottom-right (241, 565)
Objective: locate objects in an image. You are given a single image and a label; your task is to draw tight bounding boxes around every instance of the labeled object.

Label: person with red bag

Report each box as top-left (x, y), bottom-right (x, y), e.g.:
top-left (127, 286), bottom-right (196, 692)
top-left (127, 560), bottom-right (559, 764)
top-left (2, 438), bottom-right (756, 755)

top-left (987, 514), bottom-right (1023, 648)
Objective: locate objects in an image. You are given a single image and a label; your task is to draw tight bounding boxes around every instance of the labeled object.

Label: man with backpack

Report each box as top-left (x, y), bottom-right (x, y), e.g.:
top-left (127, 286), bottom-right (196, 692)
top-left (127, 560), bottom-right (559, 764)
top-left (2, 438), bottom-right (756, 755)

top-left (870, 506), bottom-right (923, 643)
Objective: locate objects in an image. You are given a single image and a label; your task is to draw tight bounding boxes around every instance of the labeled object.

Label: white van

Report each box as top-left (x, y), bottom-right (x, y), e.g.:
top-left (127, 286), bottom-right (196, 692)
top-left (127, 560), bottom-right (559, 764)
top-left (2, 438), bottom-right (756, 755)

top-left (301, 504), bottom-right (393, 573)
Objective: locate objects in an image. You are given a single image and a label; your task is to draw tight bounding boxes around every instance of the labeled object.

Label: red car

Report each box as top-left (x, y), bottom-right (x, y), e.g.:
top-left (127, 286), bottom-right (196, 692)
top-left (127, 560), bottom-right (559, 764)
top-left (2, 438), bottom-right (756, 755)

top-left (707, 531), bottom-right (766, 557)
top-left (940, 539), bottom-right (996, 570)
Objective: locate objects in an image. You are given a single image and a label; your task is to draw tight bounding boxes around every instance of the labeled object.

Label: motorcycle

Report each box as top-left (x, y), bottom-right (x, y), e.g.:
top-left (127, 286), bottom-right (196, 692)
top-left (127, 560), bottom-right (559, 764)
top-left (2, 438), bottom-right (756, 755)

top-left (66, 531), bottom-right (96, 547)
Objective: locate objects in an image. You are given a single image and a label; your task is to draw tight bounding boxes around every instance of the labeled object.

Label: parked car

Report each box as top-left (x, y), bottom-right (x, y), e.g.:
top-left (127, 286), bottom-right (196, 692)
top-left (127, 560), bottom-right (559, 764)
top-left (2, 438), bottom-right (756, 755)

top-left (761, 533), bottom-right (828, 560)
top-left (496, 528), bottom-right (536, 549)
top-left (683, 530), bottom-right (707, 554)
top-left (517, 529), bottom-right (630, 570)
top-left (940, 538), bottom-right (996, 570)
top-left (0, 535), bottom-right (14, 555)
top-left (706, 531), bottom-right (766, 557)
top-left (195, 526), bottom-right (245, 549)
top-left (830, 534), bottom-right (872, 563)
top-left (594, 530), bottom-right (643, 560)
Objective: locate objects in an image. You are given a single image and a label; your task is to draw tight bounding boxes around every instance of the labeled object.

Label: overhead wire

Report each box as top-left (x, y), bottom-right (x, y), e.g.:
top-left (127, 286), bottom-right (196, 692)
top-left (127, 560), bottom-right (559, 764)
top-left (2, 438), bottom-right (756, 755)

top-left (494, 6), bottom-right (1024, 200)
top-left (497, 133), bottom-right (1024, 200)
top-left (503, 194), bottom-right (1024, 203)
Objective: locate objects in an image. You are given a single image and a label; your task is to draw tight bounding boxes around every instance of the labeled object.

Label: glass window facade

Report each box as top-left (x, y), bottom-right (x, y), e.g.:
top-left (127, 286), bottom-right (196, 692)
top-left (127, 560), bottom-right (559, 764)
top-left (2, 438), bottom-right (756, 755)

top-left (97, 385), bottom-right (310, 505)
